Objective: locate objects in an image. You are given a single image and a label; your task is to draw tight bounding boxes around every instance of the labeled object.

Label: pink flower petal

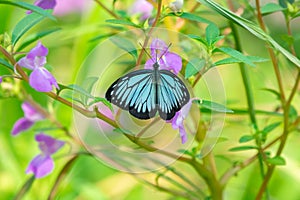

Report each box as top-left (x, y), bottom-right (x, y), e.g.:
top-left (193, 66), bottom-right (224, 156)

top-left (129, 0), bottom-right (153, 20)
top-left (11, 118), bottom-right (34, 136)
top-left (35, 133), bottom-right (65, 155)
top-left (179, 124), bottom-right (188, 144)
top-left (22, 102), bottom-right (44, 121)
top-left (160, 52), bottom-right (182, 74)
top-left (29, 67), bottom-right (59, 92)
top-left (26, 154), bottom-right (54, 178)
top-left (144, 59), bottom-right (155, 69)
top-left (18, 57), bottom-right (35, 70)
top-left (53, 0), bottom-right (90, 16)
top-left (27, 42), bottom-right (48, 58)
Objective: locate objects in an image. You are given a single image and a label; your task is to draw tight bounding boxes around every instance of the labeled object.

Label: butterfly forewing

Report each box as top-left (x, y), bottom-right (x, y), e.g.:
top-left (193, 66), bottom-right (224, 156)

top-left (105, 70), bottom-right (157, 119)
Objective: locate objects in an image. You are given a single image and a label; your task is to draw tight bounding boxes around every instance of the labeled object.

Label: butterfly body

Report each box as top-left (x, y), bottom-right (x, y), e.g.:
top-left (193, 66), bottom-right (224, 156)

top-left (105, 62), bottom-right (190, 120)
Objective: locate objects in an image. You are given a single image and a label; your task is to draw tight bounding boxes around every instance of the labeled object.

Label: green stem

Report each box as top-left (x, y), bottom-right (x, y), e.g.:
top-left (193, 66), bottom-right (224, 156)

top-left (189, 159), bottom-right (223, 200)
top-left (230, 22), bottom-right (267, 190)
top-left (48, 156), bottom-right (79, 200)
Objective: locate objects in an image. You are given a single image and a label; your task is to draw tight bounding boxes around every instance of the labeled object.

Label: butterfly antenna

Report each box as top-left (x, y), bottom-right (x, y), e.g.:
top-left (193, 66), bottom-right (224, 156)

top-left (139, 42), bottom-right (155, 63)
top-left (158, 43), bottom-right (172, 61)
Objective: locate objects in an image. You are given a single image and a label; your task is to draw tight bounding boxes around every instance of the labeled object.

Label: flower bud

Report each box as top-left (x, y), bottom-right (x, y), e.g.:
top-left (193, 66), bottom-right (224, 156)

top-left (169, 0), bottom-right (184, 12)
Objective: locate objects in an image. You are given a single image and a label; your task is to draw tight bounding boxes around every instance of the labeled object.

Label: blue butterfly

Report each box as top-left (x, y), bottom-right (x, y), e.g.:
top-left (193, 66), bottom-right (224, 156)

top-left (105, 60), bottom-right (190, 120)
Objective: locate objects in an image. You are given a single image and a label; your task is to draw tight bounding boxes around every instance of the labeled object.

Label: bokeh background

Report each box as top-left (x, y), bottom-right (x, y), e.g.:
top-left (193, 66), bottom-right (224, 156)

top-left (0, 0), bottom-right (300, 199)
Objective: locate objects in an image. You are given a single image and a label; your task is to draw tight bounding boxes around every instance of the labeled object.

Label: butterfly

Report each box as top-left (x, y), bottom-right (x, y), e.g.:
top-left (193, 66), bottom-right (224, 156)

top-left (105, 50), bottom-right (190, 120)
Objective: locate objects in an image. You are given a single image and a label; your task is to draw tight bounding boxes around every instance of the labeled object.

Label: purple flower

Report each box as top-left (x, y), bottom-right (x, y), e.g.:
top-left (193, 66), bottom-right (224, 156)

top-left (0, 76), bottom-right (2, 84)
top-left (27, 0), bottom-right (57, 14)
top-left (145, 39), bottom-right (182, 74)
top-left (11, 102), bottom-right (44, 136)
top-left (129, 0), bottom-right (153, 20)
top-left (18, 42), bottom-right (59, 92)
top-left (167, 99), bottom-right (193, 144)
top-left (26, 133), bottom-right (65, 178)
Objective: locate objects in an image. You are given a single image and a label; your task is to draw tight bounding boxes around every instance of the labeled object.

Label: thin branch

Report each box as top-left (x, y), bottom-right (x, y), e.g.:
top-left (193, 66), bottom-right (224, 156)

top-left (93, 0), bottom-right (119, 19)
top-left (135, 0), bottom-right (162, 68)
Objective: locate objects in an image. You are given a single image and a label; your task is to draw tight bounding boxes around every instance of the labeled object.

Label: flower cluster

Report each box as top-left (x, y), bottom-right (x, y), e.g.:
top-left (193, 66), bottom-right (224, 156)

top-left (11, 102), bottom-right (44, 136)
top-left (26, 133), bottom-right (65, 178)
top-left (18, 42), bottom-right (59, 92)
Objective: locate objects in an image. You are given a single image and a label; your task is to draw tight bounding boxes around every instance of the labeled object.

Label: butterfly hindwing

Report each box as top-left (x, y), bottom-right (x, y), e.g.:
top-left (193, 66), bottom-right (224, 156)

top-left (157, 70), bottom-right (190, 120)
top-left (105, 70), bottom-right (157, 119)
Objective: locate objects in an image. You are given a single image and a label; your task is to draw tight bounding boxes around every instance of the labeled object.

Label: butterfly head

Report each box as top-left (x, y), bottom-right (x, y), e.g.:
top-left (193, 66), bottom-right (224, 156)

top-left (153, 62), bottom-right (159, 69)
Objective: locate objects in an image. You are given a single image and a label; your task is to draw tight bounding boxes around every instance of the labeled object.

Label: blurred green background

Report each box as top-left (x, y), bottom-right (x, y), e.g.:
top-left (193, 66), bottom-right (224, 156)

top-left (0, 0), bottom-right (300, 199)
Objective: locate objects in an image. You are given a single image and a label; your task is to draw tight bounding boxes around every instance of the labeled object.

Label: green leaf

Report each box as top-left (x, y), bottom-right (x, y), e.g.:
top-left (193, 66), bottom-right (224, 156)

top-left (178, 149), bottom-right (194, 156)
top-left (80, 77), bottom-right (98, 105)
top-left (89, 33), bottom-right (114, 43)
top-left (198, 0), bottom-right (300, 67)
top-left (267, 156), bottom-right (286, 165)
top-left (105, 19), bottom-right (140, 28)
top-left (0, 58), bottom-right (13, 70)
top-left (58, 84), bottom-right (93, 105)
top-left (229, 145), bottom-right (258, 151)
top-left (262, 88), bottom-right (281, 99)
top-left (12, 11), bottom-right (48, 45)
top-left (113, 128), bottom-right (133, 135)
top-left (16, 28), bottom-right (60, 51)
top-left (214, 57), bottom-right (240, 66)
top-left (13, 175), bottom-right (35, 200)
top-left (193, 99), bottom-right (234, 113)
top-left (217, 47), bottom-right (255, 67)
top-left (0, 1), bottom-right (55, 20)
top-left (214, 56), bottom-right (268, 66)
top-left (205, 23), bottom-right (220, 46)
top-left (166, 12), bottom-right (213, 24)
top-left (239, 135), bottom-right (254, 143)
top-left (185, 58), bottom-right (206, 78)
top-left (261, 3), bottom-right (285, 15)
top-left (89, 97), bottom-right (113, 112)
top-left (188, 34), bottom-right (208, 46)
top-left (110, 36), bottom-right (137, 60)
top-left (261, 122), bottom-right (281, 136)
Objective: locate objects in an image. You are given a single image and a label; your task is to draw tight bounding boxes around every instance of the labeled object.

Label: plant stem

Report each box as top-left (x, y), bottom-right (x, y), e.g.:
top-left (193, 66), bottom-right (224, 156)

top-left (189, 160), bottom-right (223, 200)
top-left (254, 0), bottom-right (299, 198)
top-left (136, 0), bottom-right (162, 68)
top-left (93, 0), bottom-right (119, 19)
top-left (229, 17), bottom-right (268, 196)
top-left (48, 156), bottom-right (79, 200)
top-left (220, 134), bottom-right (282, 186)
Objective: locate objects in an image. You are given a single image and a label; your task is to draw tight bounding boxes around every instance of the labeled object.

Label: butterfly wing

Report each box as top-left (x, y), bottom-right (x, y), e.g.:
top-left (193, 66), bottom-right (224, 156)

top-left (105, 70), bottom-right (157, 119)
top-left (157, 70), bottom-right (190, 120)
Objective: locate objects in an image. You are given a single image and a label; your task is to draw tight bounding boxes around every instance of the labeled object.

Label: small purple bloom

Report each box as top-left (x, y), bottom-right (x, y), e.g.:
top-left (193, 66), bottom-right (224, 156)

top-left (145, 39), bottom-right (182, 74)
top-left (26, 133), bottom-right (65, 178)
top-left (0, 76), bottom-right (2, 84)
top-left (27, 0), bottom-right (57, 14)
top-left (168, 99), bottom-right (193, 144)
top-left (11, 102), bottom-right (44, 136)
top-left (129, 0), bottom-right (153, 20)
top-left (18, 42), bottom-right (59, 92)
